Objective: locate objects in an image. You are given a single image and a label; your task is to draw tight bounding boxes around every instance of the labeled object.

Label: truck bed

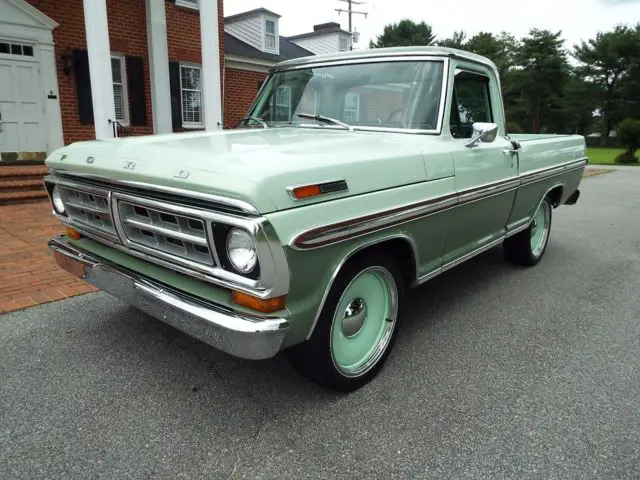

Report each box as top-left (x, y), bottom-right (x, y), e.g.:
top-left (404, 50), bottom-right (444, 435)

top-left (510, 134), bottom-right (586, 177)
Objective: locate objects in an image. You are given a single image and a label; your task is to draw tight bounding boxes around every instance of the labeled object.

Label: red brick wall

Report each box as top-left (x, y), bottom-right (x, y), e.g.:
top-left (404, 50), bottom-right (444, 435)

top-left (223, 68), bottom-right (266, 129)
top-left (26, 0), bottom-right (225, 144)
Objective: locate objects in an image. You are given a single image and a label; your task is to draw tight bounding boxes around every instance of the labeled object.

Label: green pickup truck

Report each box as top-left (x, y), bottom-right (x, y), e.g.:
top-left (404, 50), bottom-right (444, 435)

top-left (44, 46), bottom-right (586, 391)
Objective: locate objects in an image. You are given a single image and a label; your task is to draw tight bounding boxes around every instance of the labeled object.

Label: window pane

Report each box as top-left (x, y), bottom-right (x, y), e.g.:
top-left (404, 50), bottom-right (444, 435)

top-left (265, 20), bottom-right (275, 34)
top-left (182, 91), bottom-right (201, 124)
top-left (22, 45), bottom-right (34, 56)
top-left (450, 71), bottom-right (492, 138)
top-left (111, 57), bottom-right (122, 84)
top-left (113, 84), bottom-right (125, 121)
top-left (181, 67), bottom-right (200, 90)
top-left (0, 43), bottom-right (9, 54)
top-left (265, 34), bottom-right (276, 50)
top-left (252, 61), bottom-right (444, 130)
top-left (11, 44), bottom-right (22, 55)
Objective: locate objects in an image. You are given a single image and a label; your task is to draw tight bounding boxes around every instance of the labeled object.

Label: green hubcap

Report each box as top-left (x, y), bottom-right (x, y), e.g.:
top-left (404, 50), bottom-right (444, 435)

top-left (330, 266), bottom-right (398, 378)
top-left (530, 200), bottom-right (551, 257)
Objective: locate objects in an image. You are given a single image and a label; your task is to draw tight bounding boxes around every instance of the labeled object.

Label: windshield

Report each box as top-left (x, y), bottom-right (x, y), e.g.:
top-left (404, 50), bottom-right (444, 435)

top-left (244, 60), bottom-right (445, 131)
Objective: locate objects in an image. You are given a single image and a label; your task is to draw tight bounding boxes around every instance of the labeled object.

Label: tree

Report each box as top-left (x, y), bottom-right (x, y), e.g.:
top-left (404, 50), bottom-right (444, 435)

top-left (369, 19), bottom-right (436, 48)
top-left (510, 29), bottom-right (570, 133)
top-left (573, 24), bottom-right (640, 144)
top-left (616, 118), bottom-right (640, 163)
top-left (436, 31), bottom-right (467, 49)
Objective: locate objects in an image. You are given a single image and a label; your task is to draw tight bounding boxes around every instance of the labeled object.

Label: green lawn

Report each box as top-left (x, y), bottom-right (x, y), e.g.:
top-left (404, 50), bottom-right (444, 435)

top-left (587, 147), bottom-right (639, 166)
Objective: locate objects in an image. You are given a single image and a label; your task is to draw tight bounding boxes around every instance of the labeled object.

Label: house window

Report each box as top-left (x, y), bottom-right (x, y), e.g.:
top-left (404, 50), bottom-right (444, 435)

top-left (265, 19), bottom-right (277, 51)
top-left (111, 55), bottom-right (128, 124)
top-left (343, 92), bottom-right (360, 122)
top-left (339, 36), bottom-right (349, 51)
top-left (180, 64), bottom-right (203, 127)
top-left (275, 85), bottom-right (291, 121)
top-left (175, 0), bottom-right (198, 9)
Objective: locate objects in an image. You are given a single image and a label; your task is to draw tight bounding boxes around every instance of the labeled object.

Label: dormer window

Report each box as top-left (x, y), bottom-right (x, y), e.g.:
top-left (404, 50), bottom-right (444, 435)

top-left (265, 18), bottom-right (277, 51)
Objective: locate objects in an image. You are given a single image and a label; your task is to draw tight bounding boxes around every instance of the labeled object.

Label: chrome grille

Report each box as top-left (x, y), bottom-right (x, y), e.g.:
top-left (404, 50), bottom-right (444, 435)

top-left (58, 185), bottom-right (116, 236)
top-left (116, 199), bottom-right (214, 266)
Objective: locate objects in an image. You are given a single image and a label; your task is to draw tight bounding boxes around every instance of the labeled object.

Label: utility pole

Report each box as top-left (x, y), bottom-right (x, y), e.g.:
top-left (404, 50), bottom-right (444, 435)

top-left (335, 0), bottom-right (367, 50)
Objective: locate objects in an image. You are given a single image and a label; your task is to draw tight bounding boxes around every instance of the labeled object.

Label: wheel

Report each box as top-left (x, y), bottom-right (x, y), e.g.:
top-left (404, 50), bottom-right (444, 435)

top-left (287, 253), bottom-right (404, 392)
top-left (504, 196), bottom-right (553, 266)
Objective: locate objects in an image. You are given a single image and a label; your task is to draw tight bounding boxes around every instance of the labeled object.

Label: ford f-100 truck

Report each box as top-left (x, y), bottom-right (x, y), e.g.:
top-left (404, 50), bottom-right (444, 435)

top-left (44, 46), bottom-right (586, 391)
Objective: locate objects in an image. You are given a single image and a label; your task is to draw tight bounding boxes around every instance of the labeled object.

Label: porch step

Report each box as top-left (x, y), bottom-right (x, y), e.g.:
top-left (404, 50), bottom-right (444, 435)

top-left (0, 190), bottom-right (49, 206)
top-left (0, 165), bottom-right (49, 206)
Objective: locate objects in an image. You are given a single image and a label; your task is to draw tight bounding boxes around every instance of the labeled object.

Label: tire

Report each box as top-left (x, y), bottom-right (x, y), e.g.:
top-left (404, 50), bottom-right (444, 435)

top-left (504, 196), bottom-right (553, 266)
top-left (287, 253), bottom-right (405, 392)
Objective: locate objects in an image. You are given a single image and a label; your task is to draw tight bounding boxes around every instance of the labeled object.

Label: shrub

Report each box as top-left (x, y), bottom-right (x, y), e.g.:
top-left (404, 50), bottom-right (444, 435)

top-left (616, 118), bottom-right (640, 163)
top-left (615, 150), bottom-right (639, 164)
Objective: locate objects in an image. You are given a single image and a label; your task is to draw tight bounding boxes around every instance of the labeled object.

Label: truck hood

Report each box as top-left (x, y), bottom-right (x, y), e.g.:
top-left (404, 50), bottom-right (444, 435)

top-left (46, 128), bottom-right (431, 214)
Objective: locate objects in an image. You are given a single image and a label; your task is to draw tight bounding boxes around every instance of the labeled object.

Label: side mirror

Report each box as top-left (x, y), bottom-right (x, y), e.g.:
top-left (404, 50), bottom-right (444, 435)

top-left (465, 122), bottom-right (498, 148)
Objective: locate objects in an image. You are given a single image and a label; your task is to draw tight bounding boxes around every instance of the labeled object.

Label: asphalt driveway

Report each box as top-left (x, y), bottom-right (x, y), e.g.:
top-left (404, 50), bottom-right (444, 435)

top-left (1, 169), bottom-right (639, 479)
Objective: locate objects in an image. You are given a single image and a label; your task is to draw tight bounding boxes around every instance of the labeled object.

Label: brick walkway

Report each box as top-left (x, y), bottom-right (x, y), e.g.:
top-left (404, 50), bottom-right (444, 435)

top-left (0, 201), bottom-right (95, 314)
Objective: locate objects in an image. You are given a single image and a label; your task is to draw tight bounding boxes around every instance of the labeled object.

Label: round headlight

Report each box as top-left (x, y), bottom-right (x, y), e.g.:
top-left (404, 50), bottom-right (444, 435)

top-left (226, 228), bottom-right (257, 274)
top-left (52, 185), bottom-right (65, 214)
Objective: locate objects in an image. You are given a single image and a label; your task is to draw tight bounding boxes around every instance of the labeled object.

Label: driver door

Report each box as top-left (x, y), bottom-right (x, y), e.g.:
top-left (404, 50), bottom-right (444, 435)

top-left (442, 65), bottom-right (518, 265)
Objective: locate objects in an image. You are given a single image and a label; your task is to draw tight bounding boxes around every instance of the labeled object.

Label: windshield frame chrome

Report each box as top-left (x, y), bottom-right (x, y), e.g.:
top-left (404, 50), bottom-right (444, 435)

top-left (245, 55), bottom-right (452, 136)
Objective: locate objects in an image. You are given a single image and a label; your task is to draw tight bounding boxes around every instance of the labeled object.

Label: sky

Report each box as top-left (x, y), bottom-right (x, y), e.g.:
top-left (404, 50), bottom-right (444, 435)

top-left (223, 0), bottom-right (640, 51)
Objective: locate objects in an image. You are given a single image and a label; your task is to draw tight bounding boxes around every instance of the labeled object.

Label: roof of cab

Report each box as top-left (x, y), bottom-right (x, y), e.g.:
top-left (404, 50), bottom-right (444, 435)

top-left (270, 46), bottom-right (499, 75)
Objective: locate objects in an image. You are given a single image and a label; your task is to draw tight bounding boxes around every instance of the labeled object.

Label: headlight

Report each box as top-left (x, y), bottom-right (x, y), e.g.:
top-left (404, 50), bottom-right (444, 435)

top-left (226, 228), bottom-right (257, 274)
top-left (52, 185), bottom-right (65, 214)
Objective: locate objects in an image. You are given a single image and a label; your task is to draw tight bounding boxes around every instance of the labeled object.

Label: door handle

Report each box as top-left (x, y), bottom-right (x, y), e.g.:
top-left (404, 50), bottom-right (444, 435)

top-left (503, 148), bottom-right (517, 156)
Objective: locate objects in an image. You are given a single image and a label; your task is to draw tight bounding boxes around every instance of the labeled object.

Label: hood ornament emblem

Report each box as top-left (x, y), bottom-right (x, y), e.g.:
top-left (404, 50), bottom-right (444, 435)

top-left (123, 161), bottom-right (136, 170)
top-left (174, 169), bottom-right (190, 179)
top-left (86, 156), bottom-right (95, 164)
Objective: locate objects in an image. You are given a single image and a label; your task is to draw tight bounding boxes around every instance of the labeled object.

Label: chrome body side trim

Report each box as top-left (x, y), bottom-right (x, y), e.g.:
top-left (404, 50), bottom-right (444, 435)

top-left (290, 158), bottom-right (587, 251)
top-left (304, 233), bottom-right (420, 340)
top-left (49, 237), bottom-right (289, 360)
top-left (441, 236), bottom-right (506, 272)
top-left (49, 170), bottom-right (260, 216)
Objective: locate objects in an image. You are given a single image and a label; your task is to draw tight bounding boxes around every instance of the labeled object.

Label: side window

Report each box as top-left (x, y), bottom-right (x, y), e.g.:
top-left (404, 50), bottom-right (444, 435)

top-left (449, 70), bottom-right (493, 139)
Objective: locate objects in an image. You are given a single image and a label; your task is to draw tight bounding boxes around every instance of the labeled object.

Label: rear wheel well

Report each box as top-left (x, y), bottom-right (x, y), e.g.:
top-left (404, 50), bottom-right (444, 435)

top-left (345, 237), bottom-right (417, 289)
top-left (547, 185), bottom-right (564, 207)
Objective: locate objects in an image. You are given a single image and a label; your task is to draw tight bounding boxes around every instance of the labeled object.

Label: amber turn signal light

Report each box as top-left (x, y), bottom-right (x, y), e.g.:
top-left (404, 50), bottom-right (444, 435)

top-left (292, 184), bottom-right (321, 199)
top-left (232, 291), bottom-right (286, 313)
top-left (65, 227), bottom-right (82, 240)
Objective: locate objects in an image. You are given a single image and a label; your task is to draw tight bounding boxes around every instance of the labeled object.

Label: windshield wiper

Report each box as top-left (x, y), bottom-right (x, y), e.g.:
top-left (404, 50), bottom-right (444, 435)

top-left (296, 113), bottom-right (353, 132)
top-left (239, 116), bottom-right (268, 128)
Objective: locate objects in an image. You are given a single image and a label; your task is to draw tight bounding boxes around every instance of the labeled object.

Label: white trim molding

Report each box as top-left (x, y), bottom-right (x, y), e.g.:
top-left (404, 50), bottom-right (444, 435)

top-left (225, 54), bottom-right (274, 73)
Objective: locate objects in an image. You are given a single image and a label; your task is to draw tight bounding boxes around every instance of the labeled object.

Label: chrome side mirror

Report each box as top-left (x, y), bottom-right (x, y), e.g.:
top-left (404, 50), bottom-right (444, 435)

top-left (465, 122), bottom-right (498, 148)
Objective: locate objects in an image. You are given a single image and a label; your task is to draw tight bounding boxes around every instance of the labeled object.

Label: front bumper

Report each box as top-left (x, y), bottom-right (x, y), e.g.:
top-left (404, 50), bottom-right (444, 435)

top-left (48, 237), bottom-right (289, 360)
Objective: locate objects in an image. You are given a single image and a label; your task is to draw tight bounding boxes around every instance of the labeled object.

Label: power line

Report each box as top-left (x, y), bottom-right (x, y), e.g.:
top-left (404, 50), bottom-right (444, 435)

top-left (336, 0), bottom-right (368, 50)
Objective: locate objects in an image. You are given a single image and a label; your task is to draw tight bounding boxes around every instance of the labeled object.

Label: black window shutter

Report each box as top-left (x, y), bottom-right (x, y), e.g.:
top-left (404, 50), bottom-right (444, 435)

top-left (73, 49), bottom-right (94, 124)
top-left (169, 61), bottom-right (182, 130)
top-left (126, 56), bottom-right (147, 126)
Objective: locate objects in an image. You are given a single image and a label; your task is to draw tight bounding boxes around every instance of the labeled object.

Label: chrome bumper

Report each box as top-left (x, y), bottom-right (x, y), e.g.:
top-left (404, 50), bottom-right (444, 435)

top-left (48, 237), bottom-right (289, 360)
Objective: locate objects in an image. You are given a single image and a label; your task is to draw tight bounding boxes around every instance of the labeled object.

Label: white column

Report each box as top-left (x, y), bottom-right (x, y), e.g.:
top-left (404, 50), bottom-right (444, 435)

top-left (146, 0), bottom-right (172, 134)
top-left (83, 0), bottom-right (116, 139)
top-left (199, 0), bottom-right (223, 130)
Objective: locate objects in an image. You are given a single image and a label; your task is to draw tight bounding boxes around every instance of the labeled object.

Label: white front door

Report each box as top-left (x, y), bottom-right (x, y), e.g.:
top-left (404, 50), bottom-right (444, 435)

top-left (0, 42), bottom-right (46, 153)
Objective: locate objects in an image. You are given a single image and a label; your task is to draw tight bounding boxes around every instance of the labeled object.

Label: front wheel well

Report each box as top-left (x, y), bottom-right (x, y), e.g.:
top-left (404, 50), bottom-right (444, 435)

top-left (344, 237), bottom-right (417, 289)
top-left (546, 185), bottom-right (564, 207)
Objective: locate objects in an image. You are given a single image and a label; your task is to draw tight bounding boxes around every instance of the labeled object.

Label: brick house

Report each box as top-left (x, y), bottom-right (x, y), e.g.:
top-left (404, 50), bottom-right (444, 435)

top-left (0, 0), bottom-right (349, 163)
